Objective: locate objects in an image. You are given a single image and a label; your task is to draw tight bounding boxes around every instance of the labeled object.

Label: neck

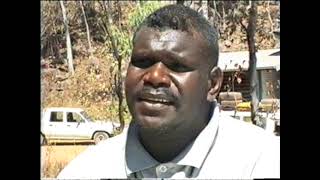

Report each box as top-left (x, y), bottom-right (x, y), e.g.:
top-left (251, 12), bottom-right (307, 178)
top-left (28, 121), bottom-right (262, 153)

top-left (138, 124), bottom-right (204, 162)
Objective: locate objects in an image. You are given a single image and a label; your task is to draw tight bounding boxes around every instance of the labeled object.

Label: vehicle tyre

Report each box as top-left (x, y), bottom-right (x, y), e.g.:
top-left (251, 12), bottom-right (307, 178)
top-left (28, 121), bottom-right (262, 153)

top-left (93, 132), bottom-right (109, 144)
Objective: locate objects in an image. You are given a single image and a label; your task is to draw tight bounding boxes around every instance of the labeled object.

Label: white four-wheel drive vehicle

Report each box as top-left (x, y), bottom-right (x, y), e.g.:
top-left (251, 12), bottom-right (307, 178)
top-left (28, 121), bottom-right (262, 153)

top-left (41, 107), bottom-right (115, 145)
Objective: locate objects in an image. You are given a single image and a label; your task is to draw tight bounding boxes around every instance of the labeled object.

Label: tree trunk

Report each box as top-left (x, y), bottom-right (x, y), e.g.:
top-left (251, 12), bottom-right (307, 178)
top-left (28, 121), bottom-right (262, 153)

top-left (246, 1), bottom-right (259, 125)
top-left (99, 1), bottom-right (120, 60)
top-left (60, 0), bottom-right (74, 75)
top-left (80, 0), bottom-right (92, 56)
top-left (116, 1), bottom-right (124, 133)
top-left (102, 1), bottom-right (125, 132)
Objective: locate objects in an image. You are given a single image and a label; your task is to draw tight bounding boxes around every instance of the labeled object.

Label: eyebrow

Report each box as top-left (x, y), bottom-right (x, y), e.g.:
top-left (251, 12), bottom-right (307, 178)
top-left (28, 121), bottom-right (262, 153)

top-left (133, 49), bottom-right (182, 62)
top-left (133, 49), bottom-right (201, 69)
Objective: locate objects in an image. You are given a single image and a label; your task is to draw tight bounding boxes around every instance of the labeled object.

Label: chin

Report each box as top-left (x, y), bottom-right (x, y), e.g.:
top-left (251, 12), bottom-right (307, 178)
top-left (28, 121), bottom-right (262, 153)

top-left (137, 116), bottom-right (169, 131)
top-left (137, 115), bottom-right (167, 128)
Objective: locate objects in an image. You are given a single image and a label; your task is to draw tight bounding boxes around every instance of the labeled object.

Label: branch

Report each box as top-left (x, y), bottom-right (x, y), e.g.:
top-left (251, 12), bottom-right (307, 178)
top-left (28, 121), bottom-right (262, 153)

top-left (98, 1), bottom-right (120, 61)
top-left (266, 1), bottom-right (276, 40)
top-left (239, 19), bottom-right (248, 33)
top-left (209, 0), bottom-right (222, 21)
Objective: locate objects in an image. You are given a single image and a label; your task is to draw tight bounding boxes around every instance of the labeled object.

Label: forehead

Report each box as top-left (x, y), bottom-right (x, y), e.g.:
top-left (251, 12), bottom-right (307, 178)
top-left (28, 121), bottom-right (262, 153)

top-left (134, 27), bottom-right (208, 48)
top-left (133, 27), bottom-right (211, 59)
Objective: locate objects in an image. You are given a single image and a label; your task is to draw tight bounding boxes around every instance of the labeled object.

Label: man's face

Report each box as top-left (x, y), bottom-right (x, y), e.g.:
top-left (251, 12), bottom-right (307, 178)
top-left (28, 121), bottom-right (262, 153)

top-left (125, 28), bottom-right (215, 131)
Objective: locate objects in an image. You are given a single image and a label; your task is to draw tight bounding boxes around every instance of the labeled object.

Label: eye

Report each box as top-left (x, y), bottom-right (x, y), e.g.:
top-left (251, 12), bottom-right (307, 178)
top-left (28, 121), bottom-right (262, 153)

top-left (168, 62), bottom-right (193, 73)
top-left (131, 58), bottom-right (155, 69)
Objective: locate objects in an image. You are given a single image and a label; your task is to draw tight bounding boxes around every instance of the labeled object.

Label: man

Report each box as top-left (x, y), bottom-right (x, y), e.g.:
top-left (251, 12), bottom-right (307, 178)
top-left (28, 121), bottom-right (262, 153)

top-left (57, 4), bottom-right (279, 179)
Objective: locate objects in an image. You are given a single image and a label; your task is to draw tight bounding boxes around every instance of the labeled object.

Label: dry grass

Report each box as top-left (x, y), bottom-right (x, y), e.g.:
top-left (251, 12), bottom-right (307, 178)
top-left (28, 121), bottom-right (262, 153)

top-left (41, 53), bottom-right (132, 125)
top-left (41, 145), bottom-right (89, 178)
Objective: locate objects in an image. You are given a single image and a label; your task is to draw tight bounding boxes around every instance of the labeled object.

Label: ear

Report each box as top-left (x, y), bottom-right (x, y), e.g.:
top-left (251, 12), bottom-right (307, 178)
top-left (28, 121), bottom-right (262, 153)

top-left (207, 67), bottom-right (223, 102)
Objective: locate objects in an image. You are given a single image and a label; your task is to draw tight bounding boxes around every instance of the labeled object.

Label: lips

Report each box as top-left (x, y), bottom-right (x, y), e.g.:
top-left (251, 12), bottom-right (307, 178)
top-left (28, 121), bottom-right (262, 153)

top-left (138, 93), bottom-right (174, 105)
top-left (137, 94), bottom-right (174, 117)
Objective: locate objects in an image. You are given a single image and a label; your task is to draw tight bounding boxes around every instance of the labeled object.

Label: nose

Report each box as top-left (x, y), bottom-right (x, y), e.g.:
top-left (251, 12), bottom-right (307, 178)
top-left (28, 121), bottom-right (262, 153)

top-left (143, 62), bottom-right (171, 88)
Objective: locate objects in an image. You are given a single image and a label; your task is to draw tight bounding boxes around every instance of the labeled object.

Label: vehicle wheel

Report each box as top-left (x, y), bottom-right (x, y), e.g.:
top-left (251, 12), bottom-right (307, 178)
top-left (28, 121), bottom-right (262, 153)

top-left (93, 132), bottom-right (109, 144)
top-left (41, 134), bottom-right (47, 146)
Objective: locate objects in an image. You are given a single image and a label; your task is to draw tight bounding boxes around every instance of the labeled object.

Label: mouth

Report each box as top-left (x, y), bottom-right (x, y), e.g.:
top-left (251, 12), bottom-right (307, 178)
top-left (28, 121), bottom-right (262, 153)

top-left (137, 95), bottom-right (175, 118)
top-left (135, 87), bottom-right (179, 116)
top-left (138, 97), bottom-right (173, 105)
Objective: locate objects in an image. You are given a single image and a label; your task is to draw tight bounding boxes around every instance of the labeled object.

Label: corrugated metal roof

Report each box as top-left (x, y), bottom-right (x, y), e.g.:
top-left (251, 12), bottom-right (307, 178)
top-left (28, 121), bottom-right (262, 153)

top-left (218, 49), bottom-right (280, 72)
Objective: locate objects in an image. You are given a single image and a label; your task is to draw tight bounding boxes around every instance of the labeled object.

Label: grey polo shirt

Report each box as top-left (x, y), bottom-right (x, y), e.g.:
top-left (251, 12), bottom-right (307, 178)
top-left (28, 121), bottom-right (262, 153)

top-left (57, 105), bottom-right (280, 179)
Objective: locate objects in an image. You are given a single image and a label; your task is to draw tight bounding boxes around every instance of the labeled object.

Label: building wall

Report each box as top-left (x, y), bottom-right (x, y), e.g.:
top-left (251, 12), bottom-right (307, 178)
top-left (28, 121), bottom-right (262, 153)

top-left (220, 69), bottom-right (280, 102)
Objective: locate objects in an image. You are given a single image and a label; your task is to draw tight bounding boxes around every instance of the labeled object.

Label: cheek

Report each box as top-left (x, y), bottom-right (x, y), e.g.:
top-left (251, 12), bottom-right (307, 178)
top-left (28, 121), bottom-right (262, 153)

top-left (125, 67), bottom-right (143, 98)
top-left (173, 72), bottom-right (208, 102)
top-left (126, 66), bottom-right (143, 86)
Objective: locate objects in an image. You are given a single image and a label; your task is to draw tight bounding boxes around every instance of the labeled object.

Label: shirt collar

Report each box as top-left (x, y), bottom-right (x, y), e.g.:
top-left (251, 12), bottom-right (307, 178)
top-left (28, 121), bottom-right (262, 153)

top-left (124, 122), bottom-right (159, 175)
top-left (124, 103), bottom-right (220, 176)
top-left (172, 104), bottom-right (220, 169)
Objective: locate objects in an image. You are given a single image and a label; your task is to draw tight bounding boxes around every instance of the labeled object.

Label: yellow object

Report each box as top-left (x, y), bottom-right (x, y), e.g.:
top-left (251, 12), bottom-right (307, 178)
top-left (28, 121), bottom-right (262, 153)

top-left (259, 104), bottom-right (275, 112)
top-left (236, 102), bottom-right (251, 111)
top-left (236, 102), bottom-right (251, 108)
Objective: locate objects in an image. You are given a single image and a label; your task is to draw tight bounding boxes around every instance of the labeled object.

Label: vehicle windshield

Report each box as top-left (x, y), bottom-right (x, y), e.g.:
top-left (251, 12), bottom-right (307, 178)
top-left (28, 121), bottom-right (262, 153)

top-left (80, 111), bottom-right (92, 122)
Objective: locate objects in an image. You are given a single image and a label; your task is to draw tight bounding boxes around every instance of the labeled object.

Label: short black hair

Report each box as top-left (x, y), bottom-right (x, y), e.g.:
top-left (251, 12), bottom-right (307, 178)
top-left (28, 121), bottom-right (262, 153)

top-left (133, 4), bottom-right (219, 67)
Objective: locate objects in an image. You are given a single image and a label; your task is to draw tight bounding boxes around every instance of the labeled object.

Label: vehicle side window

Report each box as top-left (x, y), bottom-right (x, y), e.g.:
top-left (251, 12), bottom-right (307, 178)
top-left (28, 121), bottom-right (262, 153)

top-left (67, 112), bottom-right (77, 122)
top-left (50, 111), bottom-right (63, 122)
top-left (73, 113), bottom-right (85, 123)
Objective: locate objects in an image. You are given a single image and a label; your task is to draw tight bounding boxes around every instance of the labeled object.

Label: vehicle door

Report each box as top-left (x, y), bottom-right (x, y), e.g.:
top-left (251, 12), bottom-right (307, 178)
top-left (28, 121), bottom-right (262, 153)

top-left (45, 110), bottom-right (66, 139)
top-left (64, 112), bottom-right (91, 139)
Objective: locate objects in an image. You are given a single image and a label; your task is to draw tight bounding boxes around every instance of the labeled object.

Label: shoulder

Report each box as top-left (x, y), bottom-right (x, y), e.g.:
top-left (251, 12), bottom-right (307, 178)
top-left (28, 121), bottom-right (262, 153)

top-left (57, 132), bottom-right (127, 179)
top-left (216, 114), bottom-right (279, 161)
top-left (217, 115), bottom-right (280, 178)
top-left (219, 114), bottom-right (271, 140)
